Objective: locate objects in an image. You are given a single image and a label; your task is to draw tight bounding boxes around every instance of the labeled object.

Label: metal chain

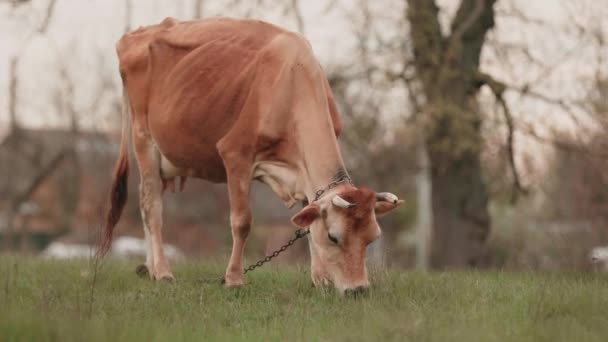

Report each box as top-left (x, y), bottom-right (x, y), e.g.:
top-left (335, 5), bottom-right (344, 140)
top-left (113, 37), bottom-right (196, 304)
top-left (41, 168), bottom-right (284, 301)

top-left (244, 175), bottom-right (352, 274)
top-left (205, 177), bottom-right (353, 284)
top-left (313, 175), bottom-right (353, 202)
top-left (243, 228), bottom-right (310, 274)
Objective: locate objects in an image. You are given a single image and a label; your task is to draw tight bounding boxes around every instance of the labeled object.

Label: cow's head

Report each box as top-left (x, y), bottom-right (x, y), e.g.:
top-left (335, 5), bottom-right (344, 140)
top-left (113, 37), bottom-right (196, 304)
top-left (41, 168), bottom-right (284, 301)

top-left (291, 187), bottom-right (402, 295)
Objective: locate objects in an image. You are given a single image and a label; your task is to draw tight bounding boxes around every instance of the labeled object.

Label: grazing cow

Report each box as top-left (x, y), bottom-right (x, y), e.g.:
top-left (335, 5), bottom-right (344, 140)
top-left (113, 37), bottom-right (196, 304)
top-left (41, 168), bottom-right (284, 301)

top-left (101, 17), bottom-right (402, 295)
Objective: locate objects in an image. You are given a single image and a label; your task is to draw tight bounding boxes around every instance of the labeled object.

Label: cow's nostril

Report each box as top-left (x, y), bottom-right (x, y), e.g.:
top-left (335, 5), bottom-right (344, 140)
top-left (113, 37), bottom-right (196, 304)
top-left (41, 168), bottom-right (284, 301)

top-left (344, 286), bottom-right (369, 298)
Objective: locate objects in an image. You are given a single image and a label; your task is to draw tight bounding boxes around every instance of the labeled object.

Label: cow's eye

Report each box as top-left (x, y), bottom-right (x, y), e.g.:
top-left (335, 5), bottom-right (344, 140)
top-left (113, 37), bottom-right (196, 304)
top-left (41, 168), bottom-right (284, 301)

top-left (328, 233), bottom-right (339, 244)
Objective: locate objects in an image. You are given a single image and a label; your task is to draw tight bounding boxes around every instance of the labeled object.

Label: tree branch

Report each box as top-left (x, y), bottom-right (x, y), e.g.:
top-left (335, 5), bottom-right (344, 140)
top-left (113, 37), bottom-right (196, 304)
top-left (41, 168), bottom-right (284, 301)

top-left (406, 0), bottom-right (444, 87)
top-left (9, 150), bottom-right (67, 212)
top-left (448, 0), bottom-right (484, 48)
top-left (517, 123), bottom-right (608, 158)
top-left (445, 0), bottom-right (496, 72)
top-left (496, 95), bottom-right (528, 203)
top-left (7, 0), bottom-right (59, 133)
top-left (37, 0), bottom-right (57, 33)
top-left (477, 71), bottom-right (527, 202)
top-left (478, 69), bottom-right (595, 135)
top-left (290, 0), bottom-right (305, 34)
top-left (477, 70), bottom-right (608, 191)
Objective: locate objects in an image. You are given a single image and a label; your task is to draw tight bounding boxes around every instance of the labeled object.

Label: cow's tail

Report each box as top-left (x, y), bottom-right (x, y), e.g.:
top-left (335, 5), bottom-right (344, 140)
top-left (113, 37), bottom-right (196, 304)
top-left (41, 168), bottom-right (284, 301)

top-left (99, 88), bottom-right (131, 257)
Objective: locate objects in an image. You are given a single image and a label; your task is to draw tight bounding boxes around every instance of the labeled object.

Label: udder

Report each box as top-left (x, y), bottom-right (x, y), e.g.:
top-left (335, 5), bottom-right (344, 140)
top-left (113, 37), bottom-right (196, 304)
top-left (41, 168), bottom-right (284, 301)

top-left (158, 144), bottom-right (227, 185)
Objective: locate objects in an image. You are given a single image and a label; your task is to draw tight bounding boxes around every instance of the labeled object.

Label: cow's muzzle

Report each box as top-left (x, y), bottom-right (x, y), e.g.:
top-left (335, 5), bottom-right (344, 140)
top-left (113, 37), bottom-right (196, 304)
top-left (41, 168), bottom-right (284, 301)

top-left (344, 285), bottom-right (369, 298)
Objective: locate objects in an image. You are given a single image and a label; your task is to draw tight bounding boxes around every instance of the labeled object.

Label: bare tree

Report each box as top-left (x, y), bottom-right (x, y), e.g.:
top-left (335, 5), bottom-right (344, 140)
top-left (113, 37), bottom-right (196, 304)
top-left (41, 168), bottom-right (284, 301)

top-left (124, 0), bottom-right (132, 32)
top-left (289, 0), bottom-right (305, 34)
top-left (401, 0), bottom-right (497, 268)
top-left (7, 0), bottom-right (57, 134)
top-left (334, 0), bottom-right (544, 268)
top-left (2, 0), bottom-right (59, 250)
top-left (193, 0), bottom-right (204, 19)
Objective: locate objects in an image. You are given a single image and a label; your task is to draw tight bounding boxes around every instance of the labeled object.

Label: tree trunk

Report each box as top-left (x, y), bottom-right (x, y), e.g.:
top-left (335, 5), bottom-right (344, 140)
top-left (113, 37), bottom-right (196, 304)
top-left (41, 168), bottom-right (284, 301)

top-left (415, 137), bottom-right (432, 270)
top-left (193, 0), bottom-right (204, 19)
top-left (124, 0), bottom-right (132, 32)
top-left (8, 57), bottom-right (19, 133)
top-left (407, 0), bottom-right (496, 268)
top-left (427, 105), bottom-right (490, 267)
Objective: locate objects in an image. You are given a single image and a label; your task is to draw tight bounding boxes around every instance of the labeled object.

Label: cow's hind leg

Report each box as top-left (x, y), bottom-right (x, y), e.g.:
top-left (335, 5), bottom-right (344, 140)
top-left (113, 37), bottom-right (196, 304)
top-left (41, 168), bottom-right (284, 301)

top-left (133, 129), bottom-right (174, 281)
top-left (135, 224), bottom-right (154, 278)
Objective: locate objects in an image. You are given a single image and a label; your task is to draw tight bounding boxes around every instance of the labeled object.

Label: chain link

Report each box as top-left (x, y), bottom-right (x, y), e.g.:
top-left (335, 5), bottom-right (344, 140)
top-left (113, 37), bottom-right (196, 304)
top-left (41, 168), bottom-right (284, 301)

top-left (243, 176), bottom-right (352, 275)
top-left (243, 228), bottom-right (310, 274)
top-left (208, 177), bottom-right (354, 282)
top-left (313, 175), bottom-right (353, 202)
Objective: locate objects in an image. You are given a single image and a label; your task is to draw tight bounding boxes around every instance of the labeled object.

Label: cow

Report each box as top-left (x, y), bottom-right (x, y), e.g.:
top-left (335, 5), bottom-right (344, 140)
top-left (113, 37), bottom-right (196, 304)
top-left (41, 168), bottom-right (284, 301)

top-left (101, 17), bottom-right (402, 295)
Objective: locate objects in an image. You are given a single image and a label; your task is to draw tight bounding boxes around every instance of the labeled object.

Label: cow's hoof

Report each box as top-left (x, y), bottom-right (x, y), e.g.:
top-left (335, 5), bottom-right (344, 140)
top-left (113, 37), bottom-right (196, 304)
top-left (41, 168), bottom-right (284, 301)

top-left (222, 276), bottom-right (244, 288)
top-left (135, 264), bottom-right (149, 278)
top-left (159, 276), bottom-right (175, 283)
top-left (153, 272), bottom-right (176, 282)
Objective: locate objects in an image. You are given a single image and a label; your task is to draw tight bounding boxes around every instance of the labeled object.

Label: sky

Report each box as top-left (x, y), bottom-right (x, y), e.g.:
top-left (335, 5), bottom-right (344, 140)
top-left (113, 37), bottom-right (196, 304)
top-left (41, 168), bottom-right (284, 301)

top-left (0, 0), bottom-right (357, 131)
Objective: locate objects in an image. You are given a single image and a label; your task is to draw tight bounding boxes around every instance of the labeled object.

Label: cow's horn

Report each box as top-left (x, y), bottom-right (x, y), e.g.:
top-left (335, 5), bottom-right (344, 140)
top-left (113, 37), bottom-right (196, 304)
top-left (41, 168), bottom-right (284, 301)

top-left (332, 195), bottom-right (355, 208)
top-left (376, 192), bottom-right (399, 204)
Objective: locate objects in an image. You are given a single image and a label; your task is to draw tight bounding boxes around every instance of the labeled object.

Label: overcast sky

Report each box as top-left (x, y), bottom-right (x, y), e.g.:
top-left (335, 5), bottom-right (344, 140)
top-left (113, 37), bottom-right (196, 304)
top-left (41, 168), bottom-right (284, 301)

top-left (0, 0), bottom-right (358, 130)
top-left (0, 0), bottom-right (606, 171)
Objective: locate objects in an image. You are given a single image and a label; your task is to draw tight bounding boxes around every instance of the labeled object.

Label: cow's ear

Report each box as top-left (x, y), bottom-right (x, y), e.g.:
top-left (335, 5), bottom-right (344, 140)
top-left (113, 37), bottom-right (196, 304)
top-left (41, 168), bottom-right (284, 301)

top-left (375, 192), bottom-right (403, 217)
top-left (291, 204), bottom-right (321, 228)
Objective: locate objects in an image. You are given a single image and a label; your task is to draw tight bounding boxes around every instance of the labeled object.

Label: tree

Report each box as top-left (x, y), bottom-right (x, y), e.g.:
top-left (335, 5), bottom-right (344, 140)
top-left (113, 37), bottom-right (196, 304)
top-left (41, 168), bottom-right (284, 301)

top-left (405, 0), bottom-right (501, 268)
top-left (6, 0), bottom-right (57, 133)
top-left (1, 0), bottom-right (59, 250)
top-left (1, 0), bottom-right (116, 251)
top-left (193, 0), bottom-right (204, 19)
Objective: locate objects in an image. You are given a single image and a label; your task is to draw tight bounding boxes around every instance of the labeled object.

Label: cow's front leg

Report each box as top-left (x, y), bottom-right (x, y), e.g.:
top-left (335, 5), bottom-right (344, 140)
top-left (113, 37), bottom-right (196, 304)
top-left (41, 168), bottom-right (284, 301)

top-left (220, 151), bottom-right (253, 287)
top-left (224, 202), bottom-right (252, 287)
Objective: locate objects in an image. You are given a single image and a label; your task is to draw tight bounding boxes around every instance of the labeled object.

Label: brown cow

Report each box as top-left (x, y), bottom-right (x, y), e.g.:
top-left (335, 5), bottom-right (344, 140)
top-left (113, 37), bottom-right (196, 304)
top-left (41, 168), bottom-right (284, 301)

top-left (102, 17), bottom-right (402, 295)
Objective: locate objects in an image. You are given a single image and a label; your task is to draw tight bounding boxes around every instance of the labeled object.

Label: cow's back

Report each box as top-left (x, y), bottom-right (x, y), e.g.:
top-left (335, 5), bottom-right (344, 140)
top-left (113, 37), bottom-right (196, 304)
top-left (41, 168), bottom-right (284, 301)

top-left (117, 18), bottom-right (285, 180)
top-left (116, 17), bottom-right (284, 128)
top-left (116, 17), bottom-right (342, 183)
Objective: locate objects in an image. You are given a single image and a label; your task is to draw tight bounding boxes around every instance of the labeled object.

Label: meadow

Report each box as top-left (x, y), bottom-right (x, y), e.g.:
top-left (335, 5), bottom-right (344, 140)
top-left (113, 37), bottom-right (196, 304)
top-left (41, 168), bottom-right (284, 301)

top-left (1, 257), bottom-right (607, 341)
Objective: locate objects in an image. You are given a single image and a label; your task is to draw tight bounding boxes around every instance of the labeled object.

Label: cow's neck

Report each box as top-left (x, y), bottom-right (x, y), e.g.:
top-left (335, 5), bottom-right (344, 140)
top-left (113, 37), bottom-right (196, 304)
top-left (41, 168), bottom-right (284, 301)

top-left (294, 113), bottom-right (350, 202)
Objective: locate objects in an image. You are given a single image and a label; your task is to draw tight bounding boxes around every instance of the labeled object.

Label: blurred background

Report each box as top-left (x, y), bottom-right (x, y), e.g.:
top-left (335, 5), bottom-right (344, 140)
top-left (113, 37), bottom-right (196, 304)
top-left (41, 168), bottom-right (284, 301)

top-left (1, 0), bottom-right (607, 271)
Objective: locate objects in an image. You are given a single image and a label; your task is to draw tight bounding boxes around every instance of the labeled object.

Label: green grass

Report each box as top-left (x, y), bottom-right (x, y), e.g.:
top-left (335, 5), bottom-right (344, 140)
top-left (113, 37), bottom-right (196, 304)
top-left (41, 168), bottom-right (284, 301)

top-left (1, 257), bottom-right (607, 342)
